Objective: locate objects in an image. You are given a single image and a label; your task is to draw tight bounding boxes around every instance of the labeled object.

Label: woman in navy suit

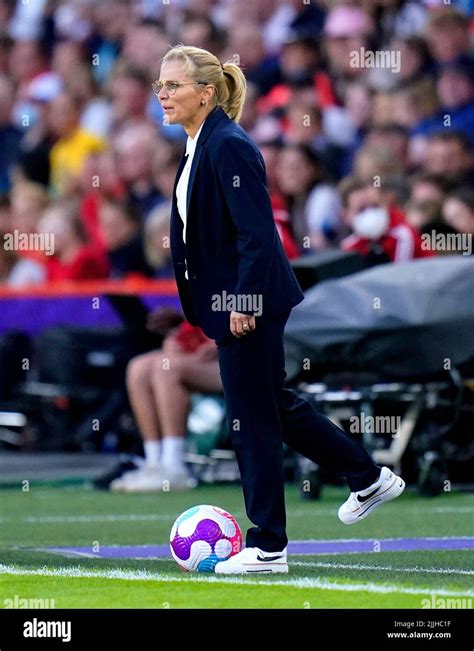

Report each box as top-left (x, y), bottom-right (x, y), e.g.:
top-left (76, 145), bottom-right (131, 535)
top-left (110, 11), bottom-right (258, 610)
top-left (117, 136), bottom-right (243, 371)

top-left (154, 45), bottom-right (404, 574)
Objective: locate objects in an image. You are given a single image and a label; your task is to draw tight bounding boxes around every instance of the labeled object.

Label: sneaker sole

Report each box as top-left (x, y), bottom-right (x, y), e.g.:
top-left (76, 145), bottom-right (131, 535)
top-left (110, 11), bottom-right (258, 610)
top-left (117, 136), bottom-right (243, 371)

top-left (215, 563), bottom-right (289, 575)
top-left (339, 475), bottom-right (405, 525)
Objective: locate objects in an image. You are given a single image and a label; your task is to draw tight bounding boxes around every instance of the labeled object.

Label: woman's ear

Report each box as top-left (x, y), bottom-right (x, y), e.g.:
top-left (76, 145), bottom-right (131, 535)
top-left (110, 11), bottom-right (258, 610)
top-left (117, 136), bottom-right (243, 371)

top-left (204, 84), bottom-right (216, 104)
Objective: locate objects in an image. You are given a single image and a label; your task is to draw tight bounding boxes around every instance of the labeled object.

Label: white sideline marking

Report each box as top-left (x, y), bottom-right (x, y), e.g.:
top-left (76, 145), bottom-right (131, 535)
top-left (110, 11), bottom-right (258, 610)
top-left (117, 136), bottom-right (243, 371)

top-left (25, 514), bottom-right (171, 523)
top-left (1, 504), bottom-right (473, 524)
top-left (292, 561), bottom-right (474, 576)
top-left (291, 536), bottom-right (474, 542)
top-left (0, 564), bottom-right (473, 598)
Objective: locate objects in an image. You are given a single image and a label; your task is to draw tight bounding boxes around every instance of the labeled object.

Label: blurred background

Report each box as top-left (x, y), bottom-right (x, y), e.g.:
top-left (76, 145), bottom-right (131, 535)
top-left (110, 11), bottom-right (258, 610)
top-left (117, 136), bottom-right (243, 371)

top-left (0, 0), bottom-right (473, 498)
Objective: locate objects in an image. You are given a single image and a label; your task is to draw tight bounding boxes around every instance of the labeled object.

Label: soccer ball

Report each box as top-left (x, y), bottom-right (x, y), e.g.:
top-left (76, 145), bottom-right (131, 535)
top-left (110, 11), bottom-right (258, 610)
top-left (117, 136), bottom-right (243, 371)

top-left (170, 504), bottom-right (242, 572)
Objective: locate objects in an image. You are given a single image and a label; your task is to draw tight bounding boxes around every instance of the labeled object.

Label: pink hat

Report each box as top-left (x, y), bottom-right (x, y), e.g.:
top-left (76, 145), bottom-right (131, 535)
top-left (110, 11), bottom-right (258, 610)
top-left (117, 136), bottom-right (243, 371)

top-left (324, 5), bottom-right (372, 38)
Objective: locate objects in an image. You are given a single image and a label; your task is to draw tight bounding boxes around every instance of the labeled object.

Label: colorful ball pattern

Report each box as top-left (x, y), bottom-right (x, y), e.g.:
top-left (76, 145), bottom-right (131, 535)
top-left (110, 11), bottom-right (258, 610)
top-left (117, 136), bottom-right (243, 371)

top-left (169, 505), bottom-right (242, 572)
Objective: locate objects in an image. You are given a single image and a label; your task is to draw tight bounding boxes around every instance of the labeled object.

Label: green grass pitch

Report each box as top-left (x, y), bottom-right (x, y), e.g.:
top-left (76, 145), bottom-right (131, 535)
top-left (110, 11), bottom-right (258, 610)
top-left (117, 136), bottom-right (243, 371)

top-left (1, 483), bottom-right (473, 609)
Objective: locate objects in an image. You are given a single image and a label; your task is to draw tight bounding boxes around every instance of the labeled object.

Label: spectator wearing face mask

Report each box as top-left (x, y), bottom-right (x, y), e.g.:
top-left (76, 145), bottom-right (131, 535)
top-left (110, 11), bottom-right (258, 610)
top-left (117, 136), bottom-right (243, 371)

top-left (339, 177), bottom-right (434, 266)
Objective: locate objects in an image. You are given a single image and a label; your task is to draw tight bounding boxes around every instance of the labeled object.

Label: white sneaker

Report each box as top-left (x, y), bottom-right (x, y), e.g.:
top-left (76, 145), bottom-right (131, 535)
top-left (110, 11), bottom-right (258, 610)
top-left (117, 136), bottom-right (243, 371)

top-left (110, 465), bottom-right (163, 493)
top-left (158, 464), bottom-right (197, 491)
top-left (338, 466), bottom-right (405, 525)
top-left (110, 464), bottom-right (196, 493)
top-left (215, 547), bottom-right (288, 574)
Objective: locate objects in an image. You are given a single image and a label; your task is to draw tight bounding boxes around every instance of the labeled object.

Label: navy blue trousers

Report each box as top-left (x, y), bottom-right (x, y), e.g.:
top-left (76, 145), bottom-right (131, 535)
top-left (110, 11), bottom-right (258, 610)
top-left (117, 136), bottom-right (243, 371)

top-left (216, 309), bottom-right (380, 552)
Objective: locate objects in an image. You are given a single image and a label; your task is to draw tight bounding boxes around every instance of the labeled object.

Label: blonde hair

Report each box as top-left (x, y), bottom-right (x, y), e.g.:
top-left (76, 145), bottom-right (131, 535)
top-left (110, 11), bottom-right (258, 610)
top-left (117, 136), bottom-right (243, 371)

top-left (161, 44), bottom-right (247, 123)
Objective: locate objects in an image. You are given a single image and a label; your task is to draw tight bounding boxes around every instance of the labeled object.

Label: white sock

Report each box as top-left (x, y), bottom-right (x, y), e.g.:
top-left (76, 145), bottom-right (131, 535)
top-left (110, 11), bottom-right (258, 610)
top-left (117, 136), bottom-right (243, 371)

top-left (161, 437), bottom-right (185, 469)
top-left (144, 440), bottom-right (162, 467)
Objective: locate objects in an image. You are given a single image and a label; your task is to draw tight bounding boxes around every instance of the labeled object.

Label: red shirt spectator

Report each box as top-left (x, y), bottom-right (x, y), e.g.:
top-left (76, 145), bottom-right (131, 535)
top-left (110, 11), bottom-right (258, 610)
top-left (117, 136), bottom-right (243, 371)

top-left (45, 244), bottom-right (109, 281)
top-left (342, 205), bottom-right (434, 262)
top-left (38, 199), bottom-right (110, 282)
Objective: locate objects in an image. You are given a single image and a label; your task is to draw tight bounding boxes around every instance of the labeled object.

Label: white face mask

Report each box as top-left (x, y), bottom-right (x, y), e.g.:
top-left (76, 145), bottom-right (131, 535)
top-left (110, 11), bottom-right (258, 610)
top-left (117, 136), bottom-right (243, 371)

top-left (352, 206), bottom-right (389, 240)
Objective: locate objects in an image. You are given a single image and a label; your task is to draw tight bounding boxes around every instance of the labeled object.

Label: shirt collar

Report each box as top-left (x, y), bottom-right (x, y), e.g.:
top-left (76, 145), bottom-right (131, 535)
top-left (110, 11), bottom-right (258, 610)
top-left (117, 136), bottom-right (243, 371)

top-left (185, 119), bottom-right (206, 156)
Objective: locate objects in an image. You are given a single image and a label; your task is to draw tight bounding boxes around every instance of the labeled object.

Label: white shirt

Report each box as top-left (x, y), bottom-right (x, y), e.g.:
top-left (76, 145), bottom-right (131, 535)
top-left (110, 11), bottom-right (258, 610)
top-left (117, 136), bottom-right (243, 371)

top-left (176, 120), bottom-right (205, 279)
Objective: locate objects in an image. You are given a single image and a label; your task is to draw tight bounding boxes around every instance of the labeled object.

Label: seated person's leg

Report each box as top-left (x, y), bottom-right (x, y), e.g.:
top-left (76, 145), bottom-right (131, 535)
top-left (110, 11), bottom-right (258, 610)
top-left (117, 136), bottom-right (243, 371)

top-left (126, 351), bottom-right (164, 466)
top-left (151, 346), bottom-right (222, 479)
top-left (113, 344), bottom-right (222, 492)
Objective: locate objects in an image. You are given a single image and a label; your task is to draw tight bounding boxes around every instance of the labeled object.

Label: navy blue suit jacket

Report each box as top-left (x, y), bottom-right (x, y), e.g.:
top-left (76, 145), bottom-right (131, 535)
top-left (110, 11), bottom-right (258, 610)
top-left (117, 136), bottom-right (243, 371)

top-left (170, 106), bottom-right (304, 341)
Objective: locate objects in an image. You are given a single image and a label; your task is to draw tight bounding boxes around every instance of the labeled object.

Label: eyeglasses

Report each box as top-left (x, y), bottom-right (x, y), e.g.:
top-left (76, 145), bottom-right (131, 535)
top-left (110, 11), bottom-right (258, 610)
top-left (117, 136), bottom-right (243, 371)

top-left (152, 80), bottom-right (208, 97)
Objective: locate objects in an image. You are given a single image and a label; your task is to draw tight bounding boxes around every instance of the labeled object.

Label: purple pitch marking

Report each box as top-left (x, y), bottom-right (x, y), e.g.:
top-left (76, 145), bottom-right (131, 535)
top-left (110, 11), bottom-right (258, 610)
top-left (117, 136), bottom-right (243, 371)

top-left (42, 537), bottom-right (474, 559)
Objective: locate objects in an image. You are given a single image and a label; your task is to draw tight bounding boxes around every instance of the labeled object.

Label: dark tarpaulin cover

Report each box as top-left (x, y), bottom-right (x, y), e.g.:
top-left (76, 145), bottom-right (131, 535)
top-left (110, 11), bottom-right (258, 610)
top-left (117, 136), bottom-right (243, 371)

top-left (284, 256), bottom-right (474, 381)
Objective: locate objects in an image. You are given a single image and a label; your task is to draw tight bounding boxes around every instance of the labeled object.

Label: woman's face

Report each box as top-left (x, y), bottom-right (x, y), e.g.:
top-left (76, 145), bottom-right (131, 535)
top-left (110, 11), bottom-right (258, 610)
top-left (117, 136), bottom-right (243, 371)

top-left (156, 61), bottom-right (208, 128)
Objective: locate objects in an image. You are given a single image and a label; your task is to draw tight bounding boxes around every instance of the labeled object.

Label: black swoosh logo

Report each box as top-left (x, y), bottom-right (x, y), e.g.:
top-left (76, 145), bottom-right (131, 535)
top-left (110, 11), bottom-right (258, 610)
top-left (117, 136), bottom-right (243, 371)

top-left (256, 554), bottom-right (285, 562)
top-left (356, 487), bottom-right (380, 503)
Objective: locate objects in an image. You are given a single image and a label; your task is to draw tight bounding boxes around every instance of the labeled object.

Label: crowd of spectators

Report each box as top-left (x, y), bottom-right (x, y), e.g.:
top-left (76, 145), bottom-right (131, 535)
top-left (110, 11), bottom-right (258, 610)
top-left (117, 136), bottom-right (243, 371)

top-left (0, 0), bottom-right (473, 287)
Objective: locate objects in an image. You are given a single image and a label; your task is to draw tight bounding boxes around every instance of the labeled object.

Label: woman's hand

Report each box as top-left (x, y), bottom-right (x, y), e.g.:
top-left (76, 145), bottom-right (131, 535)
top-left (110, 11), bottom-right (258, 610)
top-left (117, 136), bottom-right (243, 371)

top-left (230, 311), bottom-right (256, 338)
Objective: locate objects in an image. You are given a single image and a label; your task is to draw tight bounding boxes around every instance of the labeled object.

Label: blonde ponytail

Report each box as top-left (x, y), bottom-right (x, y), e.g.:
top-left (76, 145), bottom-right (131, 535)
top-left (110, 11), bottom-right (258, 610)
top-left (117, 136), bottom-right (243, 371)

top-left (221, 61), bottom-right (247, 123)
top-left (161, 45), bottom-right (247, 123)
